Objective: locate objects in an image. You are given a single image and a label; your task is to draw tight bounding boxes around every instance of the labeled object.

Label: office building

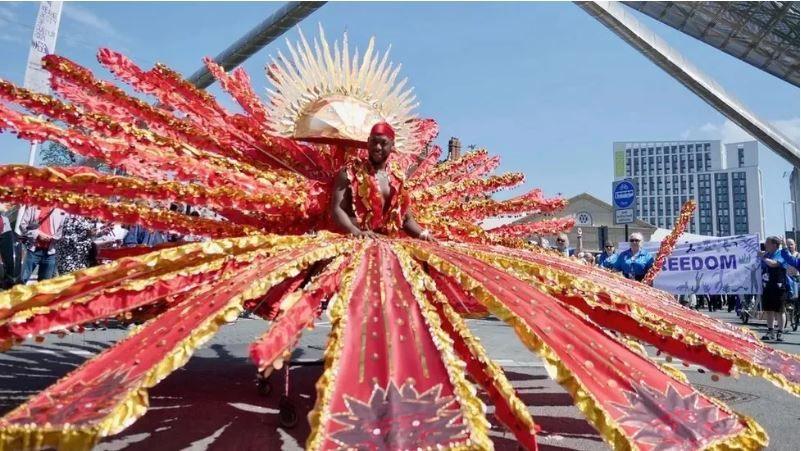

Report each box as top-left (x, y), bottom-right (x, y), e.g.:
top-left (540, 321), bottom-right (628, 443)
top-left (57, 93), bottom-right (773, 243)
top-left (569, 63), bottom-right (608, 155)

top-left (612, 140), bottom-right (764, 238)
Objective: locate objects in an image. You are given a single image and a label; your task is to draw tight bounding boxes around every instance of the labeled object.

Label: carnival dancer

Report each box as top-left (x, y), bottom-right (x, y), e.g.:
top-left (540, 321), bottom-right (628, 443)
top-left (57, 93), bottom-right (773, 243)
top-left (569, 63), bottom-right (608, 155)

top-left (0, 28), bottom-right (796, 451)
top-left (331, 122), bottom-right (432, 241)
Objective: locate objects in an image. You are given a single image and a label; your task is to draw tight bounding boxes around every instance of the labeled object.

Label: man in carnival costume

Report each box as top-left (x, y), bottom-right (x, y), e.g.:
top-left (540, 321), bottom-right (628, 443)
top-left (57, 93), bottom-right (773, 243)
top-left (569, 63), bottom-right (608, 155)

top-left (0, 27), bottom-right (796, 451)
top-left (331, 122), bottom-right (433, 241)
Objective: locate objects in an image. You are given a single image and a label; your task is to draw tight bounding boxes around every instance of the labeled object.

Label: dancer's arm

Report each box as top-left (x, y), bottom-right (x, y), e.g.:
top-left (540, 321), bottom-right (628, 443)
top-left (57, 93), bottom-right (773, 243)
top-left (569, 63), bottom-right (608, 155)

top-left (403, 213), bottom-right (434, 241)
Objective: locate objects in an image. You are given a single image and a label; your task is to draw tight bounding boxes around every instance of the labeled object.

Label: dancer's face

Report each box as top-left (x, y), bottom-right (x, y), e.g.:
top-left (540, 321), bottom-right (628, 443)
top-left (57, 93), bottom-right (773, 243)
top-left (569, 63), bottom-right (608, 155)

top-left (368, 134), bottom-right (394, 166)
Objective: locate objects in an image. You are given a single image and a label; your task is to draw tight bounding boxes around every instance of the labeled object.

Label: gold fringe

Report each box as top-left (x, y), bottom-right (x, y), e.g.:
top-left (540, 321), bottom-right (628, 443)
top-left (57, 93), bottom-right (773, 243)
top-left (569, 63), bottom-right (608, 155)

top-left (456, 245), bottom-right (800, 396)
top-left (306, 246), bottom-right (366, 451)
top-left (403, 242), bottom-right (770, 451)
top-left (0, 234), bottom-right (313, 317)
top-left (391, 244), bottom-right (492, 450)
top-left (0, 239), bottom-right (348, 451)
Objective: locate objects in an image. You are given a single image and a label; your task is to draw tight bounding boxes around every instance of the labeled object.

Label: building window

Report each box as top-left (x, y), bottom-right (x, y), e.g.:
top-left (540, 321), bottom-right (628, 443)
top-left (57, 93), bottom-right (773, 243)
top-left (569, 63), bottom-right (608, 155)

top-left (738, 148), bottom-right (745, 167)
top-left (733, 171), bottom-right (749, 234)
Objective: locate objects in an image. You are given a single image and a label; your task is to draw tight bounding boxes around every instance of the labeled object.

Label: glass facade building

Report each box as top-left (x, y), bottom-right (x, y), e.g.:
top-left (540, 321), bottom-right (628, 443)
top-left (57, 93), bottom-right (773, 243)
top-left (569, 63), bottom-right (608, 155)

top-left (613, 140), bottom-right (764, 238)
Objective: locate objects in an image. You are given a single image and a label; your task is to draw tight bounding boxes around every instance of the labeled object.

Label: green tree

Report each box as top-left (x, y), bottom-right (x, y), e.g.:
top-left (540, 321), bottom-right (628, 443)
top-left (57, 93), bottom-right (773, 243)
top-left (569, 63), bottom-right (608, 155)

top-left (38, 142), bottom-right (79, 167)
top-left (38, 142), bottom-right (110, 172)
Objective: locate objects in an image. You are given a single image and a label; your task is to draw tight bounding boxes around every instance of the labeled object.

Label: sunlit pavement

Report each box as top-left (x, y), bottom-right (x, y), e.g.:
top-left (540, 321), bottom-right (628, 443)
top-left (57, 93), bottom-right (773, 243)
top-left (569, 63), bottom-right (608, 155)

top-left (0, 310), bottom-right (798, 450)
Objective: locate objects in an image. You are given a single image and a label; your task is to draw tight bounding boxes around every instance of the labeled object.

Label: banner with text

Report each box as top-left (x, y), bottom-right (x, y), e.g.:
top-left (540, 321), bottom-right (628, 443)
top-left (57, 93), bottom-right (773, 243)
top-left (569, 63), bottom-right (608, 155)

top-left (23, 1), bottom-right (63, 94)
top-left (618, 234), bottom-right (762, 295)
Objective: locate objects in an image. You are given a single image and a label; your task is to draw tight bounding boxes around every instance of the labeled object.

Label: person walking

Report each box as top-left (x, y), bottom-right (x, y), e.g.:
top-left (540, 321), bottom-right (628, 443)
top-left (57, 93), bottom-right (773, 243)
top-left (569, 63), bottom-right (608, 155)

top-left (760, 236), bottom-right (792, 342)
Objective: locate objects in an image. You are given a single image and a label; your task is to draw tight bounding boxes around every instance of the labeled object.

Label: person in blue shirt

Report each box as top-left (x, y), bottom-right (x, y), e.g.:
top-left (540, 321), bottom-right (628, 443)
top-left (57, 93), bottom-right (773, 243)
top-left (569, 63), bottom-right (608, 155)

top-left (602, 232), bottom-right (654, 282)
top-left (596, 242), bottom-right (616, 266)
top-left (760, 236), bottom-right (793, 342)
top-left (122, 224), bottom-right (167, 247)
top-left (780, 241), bottom-right (799, 270)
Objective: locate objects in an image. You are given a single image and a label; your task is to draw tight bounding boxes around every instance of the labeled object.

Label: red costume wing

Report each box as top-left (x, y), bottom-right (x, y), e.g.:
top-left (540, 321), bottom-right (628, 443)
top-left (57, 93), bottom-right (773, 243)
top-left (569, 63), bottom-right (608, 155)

top-left (307, 241), bottom-right (492, 450)
top-left (405, 241), bottom-right (767, 450)
top-left (0, 239), bottom-right (346, 449)
top-left (466, 243), bottom-right (800, 395)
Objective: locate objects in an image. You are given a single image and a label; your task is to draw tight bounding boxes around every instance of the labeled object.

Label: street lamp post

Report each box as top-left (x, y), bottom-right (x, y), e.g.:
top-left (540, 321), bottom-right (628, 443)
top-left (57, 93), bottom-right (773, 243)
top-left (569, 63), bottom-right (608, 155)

top-left (783, 200), bottom-right (797, 242)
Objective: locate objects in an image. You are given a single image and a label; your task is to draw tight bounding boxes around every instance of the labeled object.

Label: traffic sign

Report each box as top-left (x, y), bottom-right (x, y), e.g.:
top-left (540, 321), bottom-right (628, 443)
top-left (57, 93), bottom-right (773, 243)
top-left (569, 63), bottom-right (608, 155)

top-left (613, 180), bottom-right (635, 209)
top-left (615, 208), bottom-right (635, 225)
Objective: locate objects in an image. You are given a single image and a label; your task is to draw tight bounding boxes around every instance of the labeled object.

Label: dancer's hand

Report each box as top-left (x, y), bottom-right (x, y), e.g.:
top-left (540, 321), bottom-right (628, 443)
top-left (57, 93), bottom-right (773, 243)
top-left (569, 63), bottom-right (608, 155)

top-left (418, 230), bottom-right (436, 242)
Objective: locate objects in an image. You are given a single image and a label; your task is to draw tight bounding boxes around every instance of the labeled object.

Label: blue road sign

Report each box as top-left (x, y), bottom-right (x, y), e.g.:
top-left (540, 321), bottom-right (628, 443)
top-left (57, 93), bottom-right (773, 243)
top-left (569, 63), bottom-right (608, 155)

top-left (613, 180), bottom-right (635, 209)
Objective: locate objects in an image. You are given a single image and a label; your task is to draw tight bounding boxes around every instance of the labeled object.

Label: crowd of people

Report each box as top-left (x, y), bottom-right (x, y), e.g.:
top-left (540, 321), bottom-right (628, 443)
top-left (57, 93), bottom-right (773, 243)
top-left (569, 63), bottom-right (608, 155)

top-left (0, 202), bottom-right (209, 289)
top-left (531, 230), bottom-right (801, 342)
top-left (3, 205), bottom-right (800, 343)
top-left (531, 229), bottom-right (655, 281)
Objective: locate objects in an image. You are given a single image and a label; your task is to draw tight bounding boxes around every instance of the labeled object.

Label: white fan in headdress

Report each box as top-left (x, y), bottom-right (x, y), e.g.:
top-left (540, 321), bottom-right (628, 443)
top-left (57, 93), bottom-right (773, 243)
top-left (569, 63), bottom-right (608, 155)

top-left (265, 25), bottom-right (419, 151)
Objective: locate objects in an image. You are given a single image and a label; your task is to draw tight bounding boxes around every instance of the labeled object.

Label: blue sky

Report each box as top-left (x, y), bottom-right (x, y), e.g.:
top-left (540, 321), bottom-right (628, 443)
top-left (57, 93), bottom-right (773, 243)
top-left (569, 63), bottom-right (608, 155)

top-left (0, 2), bottom-right (798, 235)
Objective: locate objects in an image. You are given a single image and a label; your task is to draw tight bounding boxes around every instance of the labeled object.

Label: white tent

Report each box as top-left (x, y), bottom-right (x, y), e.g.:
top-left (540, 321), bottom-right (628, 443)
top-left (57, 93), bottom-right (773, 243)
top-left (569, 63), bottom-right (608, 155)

top-left (648, 228), bottom-right (714, 244)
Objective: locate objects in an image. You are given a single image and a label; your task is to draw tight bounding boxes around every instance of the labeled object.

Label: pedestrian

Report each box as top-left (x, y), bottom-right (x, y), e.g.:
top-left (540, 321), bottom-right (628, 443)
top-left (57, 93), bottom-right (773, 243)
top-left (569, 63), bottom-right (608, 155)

top-left (0, 204), bottom-right (22, 289)
top-left (602, 232), bottom-right (654, 282)
top-left (15, 205), bottom-right (68, 284)
top-left (1, 210), bottom-right (13, 288)
top-left (784, 238), bottom-right (799, 306)
top-left (760, 236), bottom-right (792, 342)
top-left (55, 216), bottom-right (97, 274)
top-left (122, 224), bottom-right (167, 247)
top-left (596, 242), bottom-right (616, 266)
top-left (553, 228), bottom-right (583, 257)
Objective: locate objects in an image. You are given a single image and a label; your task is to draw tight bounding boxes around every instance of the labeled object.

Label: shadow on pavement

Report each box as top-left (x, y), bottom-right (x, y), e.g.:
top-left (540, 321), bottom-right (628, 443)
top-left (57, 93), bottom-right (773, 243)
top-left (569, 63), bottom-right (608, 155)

top-left (2, 343), bottom-right (605, 450)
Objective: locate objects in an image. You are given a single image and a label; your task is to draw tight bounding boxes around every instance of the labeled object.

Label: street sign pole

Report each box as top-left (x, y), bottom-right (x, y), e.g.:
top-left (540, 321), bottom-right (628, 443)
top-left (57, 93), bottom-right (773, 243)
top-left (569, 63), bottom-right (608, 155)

top-left (612, 179), bottom-right (637, 232)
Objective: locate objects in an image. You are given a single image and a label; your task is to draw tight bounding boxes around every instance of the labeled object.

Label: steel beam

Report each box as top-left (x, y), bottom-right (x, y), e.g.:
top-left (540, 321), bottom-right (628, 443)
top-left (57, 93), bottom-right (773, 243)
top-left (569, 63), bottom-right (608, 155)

top-left (577, 1), bottom-right (799, 167)
top-left (186, 1), bottom-right (326, 89)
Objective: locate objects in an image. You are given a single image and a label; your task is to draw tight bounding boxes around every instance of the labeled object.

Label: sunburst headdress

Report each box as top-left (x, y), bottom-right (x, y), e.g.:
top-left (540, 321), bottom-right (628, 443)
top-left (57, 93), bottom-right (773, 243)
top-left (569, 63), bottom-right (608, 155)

top-left (265, 26), bottom-right (419, 151)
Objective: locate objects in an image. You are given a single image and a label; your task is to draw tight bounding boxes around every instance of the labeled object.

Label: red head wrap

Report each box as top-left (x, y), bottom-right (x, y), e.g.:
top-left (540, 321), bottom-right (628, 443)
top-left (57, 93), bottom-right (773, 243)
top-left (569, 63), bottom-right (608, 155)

top-left (370, 122), bottom-right (395, 141)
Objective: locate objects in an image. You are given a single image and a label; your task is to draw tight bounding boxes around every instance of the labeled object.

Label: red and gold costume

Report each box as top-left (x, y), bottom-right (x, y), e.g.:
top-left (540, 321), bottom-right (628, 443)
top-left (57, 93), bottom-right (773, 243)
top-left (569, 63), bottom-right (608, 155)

top-left (344, 160), bottom-right (409, 235)
top-left (0, 28), bottom-right (796, 450)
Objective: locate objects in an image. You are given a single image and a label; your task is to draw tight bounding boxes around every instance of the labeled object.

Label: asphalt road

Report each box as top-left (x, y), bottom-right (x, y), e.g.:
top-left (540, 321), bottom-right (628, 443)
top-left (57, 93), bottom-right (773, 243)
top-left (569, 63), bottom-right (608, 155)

top-left (0, 310), bottom-right (798, 450)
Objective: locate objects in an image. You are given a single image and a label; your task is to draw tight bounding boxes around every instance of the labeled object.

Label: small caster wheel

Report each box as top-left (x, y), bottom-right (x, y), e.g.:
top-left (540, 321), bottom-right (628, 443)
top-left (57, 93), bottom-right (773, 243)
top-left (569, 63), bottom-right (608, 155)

top-left (257, 376), bottom-right (272, 396)
top-left (278, 396), bottom-right (298, 428)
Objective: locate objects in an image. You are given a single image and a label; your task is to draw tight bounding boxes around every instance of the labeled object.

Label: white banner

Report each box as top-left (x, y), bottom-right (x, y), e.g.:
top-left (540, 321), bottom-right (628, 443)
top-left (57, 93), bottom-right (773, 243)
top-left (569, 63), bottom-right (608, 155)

top-left (618, 234), bottom-right (762, 295)
top-left (23, 1), bottom-right (63, 94)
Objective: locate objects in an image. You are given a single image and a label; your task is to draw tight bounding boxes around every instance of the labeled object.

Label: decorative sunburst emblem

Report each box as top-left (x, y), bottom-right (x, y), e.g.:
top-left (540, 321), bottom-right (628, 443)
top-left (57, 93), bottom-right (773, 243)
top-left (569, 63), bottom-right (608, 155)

top-left (329, 381), bottom-right (468, 449)
top-left (611, 382), bottom-right (740, 450)
top-left (754, 350), bottom-right (800, 383)
top-left (265, 25), bottom-right (418, 151)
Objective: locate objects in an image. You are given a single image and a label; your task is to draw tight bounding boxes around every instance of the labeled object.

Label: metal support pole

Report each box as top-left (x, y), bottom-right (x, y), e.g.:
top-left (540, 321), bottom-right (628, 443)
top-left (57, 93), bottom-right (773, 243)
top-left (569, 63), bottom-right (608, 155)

top-left (577, 1), bottom-right (799, 167)
top-left (26, 142), bottom-right (39, 166)
top-left (186, 1), bottom-right (326, 90)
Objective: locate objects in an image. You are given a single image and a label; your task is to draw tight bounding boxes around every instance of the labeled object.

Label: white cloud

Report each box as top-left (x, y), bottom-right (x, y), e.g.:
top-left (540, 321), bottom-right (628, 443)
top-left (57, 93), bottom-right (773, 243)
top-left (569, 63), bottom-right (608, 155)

top-left (770, 118), bottom-right (801, 147)
top-left (681, 117), bottom-right (800, 147)
top-left (62, 3), bottom-right (126, 42)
